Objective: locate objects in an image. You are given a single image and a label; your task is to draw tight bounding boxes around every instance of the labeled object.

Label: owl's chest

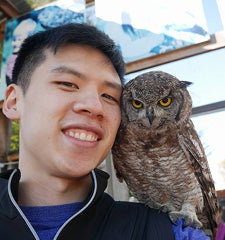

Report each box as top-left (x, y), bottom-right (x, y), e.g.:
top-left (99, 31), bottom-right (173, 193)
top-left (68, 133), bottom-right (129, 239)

top-left (127, 127), bottom-right (179, 155)
top-left (123, 130), bottom-right (188, 173)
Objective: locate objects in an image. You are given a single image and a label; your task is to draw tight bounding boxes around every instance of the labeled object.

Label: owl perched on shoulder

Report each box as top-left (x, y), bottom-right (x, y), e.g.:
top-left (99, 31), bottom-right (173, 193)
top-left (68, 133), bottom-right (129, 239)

top-left (112, 71), bottom-right (218, 238)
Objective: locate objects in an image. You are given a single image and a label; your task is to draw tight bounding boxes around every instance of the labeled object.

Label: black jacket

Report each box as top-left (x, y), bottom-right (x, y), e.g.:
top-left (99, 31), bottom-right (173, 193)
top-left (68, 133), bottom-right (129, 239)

top-left (0, 168), bottom-right (175, 240)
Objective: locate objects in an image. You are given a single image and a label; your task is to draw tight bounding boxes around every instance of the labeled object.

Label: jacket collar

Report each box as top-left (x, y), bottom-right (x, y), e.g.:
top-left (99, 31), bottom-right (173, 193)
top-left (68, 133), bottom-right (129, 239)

top-left (0, 169), bottom-right (21, 218)
top-left (0, 168), bottom-right (109, 219)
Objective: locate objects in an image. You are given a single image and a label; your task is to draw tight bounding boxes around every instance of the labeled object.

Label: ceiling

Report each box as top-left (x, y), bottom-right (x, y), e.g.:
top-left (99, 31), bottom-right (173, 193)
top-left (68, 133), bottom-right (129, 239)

top-left (0, 0), bottom-right (93, 22)
top-left (0, 0), bottom-right (33, 21)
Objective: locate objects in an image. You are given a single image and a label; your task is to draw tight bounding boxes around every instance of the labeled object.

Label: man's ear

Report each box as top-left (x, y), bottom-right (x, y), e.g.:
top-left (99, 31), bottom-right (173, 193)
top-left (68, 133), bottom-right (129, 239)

top-left (2, 84), bottom-right (22, 120)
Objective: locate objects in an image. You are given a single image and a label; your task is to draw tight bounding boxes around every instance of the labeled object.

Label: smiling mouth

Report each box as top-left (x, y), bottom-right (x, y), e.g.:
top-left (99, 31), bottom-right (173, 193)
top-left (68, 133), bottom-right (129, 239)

top-left (64, 130), bottom-right (99, 142)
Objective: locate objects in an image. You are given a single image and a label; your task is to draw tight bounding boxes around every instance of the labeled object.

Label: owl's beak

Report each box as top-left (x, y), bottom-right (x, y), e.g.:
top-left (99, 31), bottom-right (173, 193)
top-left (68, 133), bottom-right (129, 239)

top-left (146, 107), bottom-right (154, 124)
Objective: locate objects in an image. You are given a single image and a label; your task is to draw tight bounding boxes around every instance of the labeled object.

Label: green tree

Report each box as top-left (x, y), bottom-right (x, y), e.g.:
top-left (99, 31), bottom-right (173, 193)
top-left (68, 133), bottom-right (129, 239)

top-left (10, 120), bottom-right (19, 153)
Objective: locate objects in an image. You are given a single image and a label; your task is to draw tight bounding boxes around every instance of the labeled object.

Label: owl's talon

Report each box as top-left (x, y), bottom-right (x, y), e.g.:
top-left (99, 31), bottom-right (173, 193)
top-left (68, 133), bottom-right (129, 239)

top-left (169, 211), bottom-right (202, 229)
top-left (159, 205), bottom-right (171, 213)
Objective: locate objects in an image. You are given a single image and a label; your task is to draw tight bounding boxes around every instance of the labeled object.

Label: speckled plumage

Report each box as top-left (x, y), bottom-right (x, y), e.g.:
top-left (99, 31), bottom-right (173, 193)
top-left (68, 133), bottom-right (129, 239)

top-left (112, 71), bottom-right (218, 238)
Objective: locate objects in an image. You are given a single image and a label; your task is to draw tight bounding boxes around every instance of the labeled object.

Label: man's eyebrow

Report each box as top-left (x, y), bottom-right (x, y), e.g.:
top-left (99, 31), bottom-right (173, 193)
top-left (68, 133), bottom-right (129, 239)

top-left (51, 66), bottom-right (83, 78)
top-left (51, 65), bottom-right (122, 90)
top-left (104, 81), bottom-right (122, 92)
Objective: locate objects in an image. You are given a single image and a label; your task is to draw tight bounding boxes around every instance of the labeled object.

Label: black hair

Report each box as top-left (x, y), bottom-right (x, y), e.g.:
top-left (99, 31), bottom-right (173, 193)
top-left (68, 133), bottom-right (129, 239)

top-left (12, 23), bottom-right (125, 92)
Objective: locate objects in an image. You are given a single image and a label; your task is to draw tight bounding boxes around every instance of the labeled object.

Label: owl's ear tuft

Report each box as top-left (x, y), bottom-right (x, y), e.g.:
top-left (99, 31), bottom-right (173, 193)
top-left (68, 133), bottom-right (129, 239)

top-left (180, 81), bottom-right (192, 88)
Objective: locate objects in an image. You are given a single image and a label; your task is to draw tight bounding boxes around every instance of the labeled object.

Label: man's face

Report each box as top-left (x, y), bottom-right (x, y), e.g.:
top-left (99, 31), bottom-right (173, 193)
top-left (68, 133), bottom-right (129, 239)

top-left (16, 44), bottom-right (122, 178)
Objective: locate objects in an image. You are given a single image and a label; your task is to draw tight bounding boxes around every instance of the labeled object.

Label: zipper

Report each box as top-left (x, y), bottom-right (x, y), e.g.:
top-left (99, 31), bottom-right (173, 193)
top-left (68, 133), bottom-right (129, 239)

top-left (53, 169), bottom-right (98, 239)
top-left (8, 169), bottom-right (97, 240)
top-left (8, 169), bottom-right (40, 239)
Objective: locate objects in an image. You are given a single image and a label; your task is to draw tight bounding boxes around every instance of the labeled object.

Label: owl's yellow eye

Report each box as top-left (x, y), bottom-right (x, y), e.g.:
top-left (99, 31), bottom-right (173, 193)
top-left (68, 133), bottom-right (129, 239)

top-left (159, 97), bottom-right (172, 107)
top-left (131, 99), bottom-right (143, 109)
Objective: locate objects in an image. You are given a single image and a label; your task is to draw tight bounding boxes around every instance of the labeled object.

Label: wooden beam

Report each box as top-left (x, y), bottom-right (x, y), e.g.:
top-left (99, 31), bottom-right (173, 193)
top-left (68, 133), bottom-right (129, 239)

top-left (217, 189), bottom-right (225, 198)
top-left (0, 0), bottom-right (20, 18)
top-left (126, 31), bottom-right (225, 74)
top-left (86, 0), bottom-right (94, 4)
top-left (192, 101), bottom-right (225, 117)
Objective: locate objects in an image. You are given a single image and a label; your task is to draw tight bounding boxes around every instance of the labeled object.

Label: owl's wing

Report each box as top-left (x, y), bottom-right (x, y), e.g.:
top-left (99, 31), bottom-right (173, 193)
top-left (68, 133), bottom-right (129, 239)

top-left (177, 120), bottom-right (218, 235)
top-left (112, 126), bottom-right (126, 182)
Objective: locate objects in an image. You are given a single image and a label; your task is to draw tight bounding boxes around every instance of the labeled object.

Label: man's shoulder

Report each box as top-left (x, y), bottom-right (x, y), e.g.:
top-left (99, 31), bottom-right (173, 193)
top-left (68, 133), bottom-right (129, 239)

top-left (0, 169), bottom-right (15, 178)
top-left (0, 169), bottom-right (15, 187)
top-left (112, 200), bottom-right (173, 228)
top-left (97, 195), bottom-right (175, 239)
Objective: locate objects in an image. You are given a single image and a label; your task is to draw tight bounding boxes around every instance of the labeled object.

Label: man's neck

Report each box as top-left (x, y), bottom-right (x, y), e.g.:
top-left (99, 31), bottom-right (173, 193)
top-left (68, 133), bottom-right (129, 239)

top-left (18, 172), bottom-right (92, 206)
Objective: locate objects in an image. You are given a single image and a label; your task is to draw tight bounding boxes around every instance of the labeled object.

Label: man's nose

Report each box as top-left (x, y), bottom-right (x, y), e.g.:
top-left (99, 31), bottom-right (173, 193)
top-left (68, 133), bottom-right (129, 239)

top-left (72, 90), bottom-right (104, 119)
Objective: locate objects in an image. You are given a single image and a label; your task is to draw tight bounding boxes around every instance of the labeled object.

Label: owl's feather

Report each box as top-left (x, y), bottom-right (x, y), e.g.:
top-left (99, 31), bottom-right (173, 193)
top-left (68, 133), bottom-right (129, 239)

top-left (178, 121), bottom-right (218, 236)
top-left (112, 71), bottom-right (218, 238)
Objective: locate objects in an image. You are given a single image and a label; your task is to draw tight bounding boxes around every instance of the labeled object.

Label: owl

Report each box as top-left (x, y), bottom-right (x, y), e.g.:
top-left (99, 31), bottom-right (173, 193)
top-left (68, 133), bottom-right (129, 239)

top-left (112, 71), bottom-right (218, 238)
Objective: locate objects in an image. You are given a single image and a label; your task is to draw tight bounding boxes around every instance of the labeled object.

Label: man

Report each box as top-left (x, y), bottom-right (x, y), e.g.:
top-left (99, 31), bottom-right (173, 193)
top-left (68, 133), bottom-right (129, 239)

top-left (0, 23), bottom-right (210, 239)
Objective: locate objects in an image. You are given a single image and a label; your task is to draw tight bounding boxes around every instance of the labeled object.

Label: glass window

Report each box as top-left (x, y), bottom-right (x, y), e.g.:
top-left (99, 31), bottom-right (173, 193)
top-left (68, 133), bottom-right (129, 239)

top-left (191, 111), bottom-right (225, 190)
top-left (126, 47), bottom-right (225, 107)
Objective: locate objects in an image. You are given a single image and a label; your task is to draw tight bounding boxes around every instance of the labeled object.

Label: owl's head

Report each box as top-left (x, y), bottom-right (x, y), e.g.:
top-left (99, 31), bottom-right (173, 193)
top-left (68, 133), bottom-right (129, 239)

top-left (121, 71), bottom-right (192, 132)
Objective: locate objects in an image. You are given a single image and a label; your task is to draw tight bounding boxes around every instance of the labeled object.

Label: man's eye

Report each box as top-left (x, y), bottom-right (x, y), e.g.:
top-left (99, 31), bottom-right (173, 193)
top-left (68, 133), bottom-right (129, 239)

top-left (57, 81), bottom-right (78, 89)
top-left (102, 93), bottom-right (118, 103)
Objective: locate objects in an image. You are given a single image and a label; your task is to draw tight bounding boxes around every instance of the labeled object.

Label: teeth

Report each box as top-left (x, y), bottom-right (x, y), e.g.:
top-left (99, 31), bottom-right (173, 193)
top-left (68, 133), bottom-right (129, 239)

top-left (75, 132), bottom-right (79, 139)
top-left (86, 135), bottom-right (92, 141)
top-left (80, 132), bottom-right (86, 140)
top-left (68, 131), bottom-right (74, 137)
top-left (66, 131), bottom-right (98, 142)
